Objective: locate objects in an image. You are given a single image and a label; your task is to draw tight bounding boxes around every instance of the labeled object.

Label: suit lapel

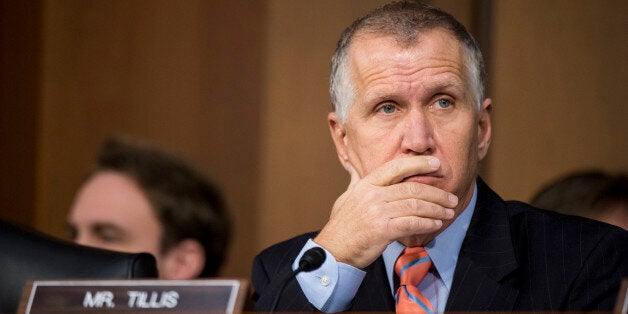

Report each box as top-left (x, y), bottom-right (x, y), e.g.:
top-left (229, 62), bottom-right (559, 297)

top-left (446, 178), bottom-right (519, 311)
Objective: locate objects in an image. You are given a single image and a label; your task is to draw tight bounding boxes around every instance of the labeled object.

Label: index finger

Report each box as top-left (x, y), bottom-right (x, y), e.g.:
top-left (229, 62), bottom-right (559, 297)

top-left (365, 156), bottom-right (441, 187)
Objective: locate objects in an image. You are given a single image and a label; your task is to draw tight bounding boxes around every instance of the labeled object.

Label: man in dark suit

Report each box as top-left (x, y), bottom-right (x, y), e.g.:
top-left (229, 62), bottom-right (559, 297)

top-left (251, 1), bottom-right (627, 312)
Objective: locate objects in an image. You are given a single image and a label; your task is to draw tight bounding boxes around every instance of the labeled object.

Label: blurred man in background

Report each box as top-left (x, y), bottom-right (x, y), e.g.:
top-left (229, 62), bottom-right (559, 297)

top-left (68, 136), bottom-right (230, 279)
top-left (531, 169), bottom-right (628, 230)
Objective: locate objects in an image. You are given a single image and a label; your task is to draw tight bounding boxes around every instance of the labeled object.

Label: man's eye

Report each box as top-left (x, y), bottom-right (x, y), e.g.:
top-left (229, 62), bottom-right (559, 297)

top-left (378, 104), bottom-right (397, 114)
top-left (436, 99), bottom-right (452, 109)
top-left (99, 233), bottom-right (122, 244)
top-left (95, 228), bottom-right (124, 244)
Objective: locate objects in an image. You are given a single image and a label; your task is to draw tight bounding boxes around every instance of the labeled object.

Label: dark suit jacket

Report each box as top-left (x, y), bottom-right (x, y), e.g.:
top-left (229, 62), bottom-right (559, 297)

top-left (251, 178), bottom-right (627, 312)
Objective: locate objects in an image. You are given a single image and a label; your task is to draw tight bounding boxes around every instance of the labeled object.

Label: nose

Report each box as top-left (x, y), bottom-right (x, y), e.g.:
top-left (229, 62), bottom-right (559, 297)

top-left (400, 109), bottom-right (434, 155)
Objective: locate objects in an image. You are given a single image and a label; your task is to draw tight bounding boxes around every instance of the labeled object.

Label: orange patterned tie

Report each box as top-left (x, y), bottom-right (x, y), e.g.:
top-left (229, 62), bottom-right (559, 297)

top-left (395, 247), bottom-right (435, 314)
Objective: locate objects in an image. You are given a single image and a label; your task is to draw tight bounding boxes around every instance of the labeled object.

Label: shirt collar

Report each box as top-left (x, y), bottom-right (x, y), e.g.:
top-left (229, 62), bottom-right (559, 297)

top-left (383, 181), bottom-right (477, 292)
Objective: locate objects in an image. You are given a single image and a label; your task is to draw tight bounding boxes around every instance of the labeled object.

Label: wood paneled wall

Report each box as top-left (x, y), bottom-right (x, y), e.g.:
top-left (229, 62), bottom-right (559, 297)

top-left (0, 0), bottom-right (41, 227)
top-left (1, 0), bottom-right (625, 279)
top-left (487, 0), bottom-right (628, 200)
top-left (23, 0), bottom-right (264, 277)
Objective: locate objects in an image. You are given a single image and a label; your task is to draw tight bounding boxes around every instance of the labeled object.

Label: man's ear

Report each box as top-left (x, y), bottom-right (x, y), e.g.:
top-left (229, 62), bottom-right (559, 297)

top-left (328, 112), bottom-right (351, 171)
top-left (159, 239), bottom-right (206, 280)
top-left (477, 98), bottom-right (492, 161)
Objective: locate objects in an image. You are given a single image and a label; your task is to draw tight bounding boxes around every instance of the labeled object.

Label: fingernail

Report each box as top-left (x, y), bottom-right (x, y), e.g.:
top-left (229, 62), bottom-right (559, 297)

top-left (449, 194), bottom-right (458, 205)
top-left (445, 208), bottom-right (455, 219)
top-left (428, 157), bottom-right (440, 168)
top-left (434, 220), bottom-right (443, 227)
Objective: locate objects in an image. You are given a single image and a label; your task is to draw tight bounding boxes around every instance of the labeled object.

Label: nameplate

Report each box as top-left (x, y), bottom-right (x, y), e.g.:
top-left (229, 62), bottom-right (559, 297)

top-left (19, 279), bottom-right (248, 313)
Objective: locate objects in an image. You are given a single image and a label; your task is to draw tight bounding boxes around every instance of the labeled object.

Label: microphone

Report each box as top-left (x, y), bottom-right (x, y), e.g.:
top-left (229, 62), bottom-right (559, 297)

top-left (269, 247), bottom-right (326, 312)
top-left (294, 246), bottom-right (326, 273)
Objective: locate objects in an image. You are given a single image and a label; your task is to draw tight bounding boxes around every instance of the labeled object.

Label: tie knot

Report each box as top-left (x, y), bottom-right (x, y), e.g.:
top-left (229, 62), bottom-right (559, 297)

top-left (394, 247), bottom-right (431, 286)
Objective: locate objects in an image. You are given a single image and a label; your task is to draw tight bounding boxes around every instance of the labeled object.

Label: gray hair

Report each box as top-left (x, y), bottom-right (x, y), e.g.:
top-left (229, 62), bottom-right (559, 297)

top-left (330, 1), bottom-right (486, 122)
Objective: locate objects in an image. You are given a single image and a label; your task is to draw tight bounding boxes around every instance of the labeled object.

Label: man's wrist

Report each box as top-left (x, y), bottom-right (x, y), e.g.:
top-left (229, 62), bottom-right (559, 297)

top-left (294, 239), bottom-right (366, 312)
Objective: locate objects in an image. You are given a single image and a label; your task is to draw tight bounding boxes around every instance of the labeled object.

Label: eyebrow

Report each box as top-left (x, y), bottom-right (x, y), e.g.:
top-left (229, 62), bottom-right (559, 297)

top-left (365, 79), bottom-right (466, 103)
top-left (366, 92), bottom-right (396, 103)
top-left (424, 79), bottom-right (466, 94)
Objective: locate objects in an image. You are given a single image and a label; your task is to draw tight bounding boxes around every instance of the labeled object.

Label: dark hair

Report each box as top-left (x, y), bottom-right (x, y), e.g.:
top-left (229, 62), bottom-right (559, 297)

top-left (95, 137), bottom-right (230, 277)
top-left (593, 174), bottom-right (628, 212)
top-left (531, 169), bottom-right (628, 218)
top-left (330, 0), bottom-right (486, 120)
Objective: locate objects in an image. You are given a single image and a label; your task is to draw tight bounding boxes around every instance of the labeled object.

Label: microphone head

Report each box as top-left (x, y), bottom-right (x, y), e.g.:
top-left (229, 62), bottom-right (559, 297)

top-left (298, 247), bottom-right (326, 272)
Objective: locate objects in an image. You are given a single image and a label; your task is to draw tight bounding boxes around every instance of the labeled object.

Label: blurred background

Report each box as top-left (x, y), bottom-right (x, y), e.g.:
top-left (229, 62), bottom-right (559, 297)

top-left (1, 0), bottom-right (626, 278)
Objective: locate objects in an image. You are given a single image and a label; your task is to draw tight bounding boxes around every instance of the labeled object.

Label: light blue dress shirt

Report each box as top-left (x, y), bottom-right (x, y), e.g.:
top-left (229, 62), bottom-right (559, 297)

top-left (293, 182), bottom-right (477, 313)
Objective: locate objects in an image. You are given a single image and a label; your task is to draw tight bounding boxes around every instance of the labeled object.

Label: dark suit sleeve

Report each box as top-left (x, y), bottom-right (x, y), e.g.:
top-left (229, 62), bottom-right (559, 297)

top-left (250, 233), bottom-right (319, 312)
top-left (564, 226), bottom-right (628, 311)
